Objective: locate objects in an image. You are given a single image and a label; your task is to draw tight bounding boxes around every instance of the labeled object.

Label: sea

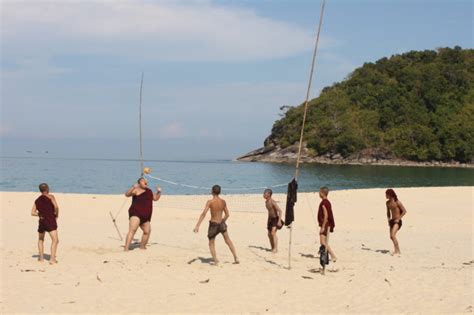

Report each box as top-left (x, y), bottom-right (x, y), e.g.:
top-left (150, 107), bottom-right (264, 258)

top-left (1, 157), bottom-right (473, 195)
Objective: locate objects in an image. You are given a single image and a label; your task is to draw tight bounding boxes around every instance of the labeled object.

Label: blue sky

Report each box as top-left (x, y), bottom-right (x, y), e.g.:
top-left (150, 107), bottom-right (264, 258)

top-left (1, 0), bottom-right (472, 159)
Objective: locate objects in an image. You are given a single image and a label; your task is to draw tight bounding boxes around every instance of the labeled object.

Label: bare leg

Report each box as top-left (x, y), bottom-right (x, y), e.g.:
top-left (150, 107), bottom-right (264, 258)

top-left (223, 232), bottom-right (239, 263)
top-left (267, 231), bottom-right (274, 251)
top-left (139, 221), bottom-right (151, 250)
top-left (390, 224), bottom-right (401, 255)
top-left (270, 227), bottom-right (278, 253)
top-left (124, 216), bottom-right (140, 251)
top-left (49, 230), bottom-right (59, 264)
top-left (208, 239), bottom-right (218, 265)
top-left (320, 233), bottom-right (337, 262)
top-left (38, 232), bottom-right (45, 262)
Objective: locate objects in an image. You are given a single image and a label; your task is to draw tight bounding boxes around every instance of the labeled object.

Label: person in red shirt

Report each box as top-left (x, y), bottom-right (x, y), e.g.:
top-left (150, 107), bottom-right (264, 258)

top-left (31, 183), bottom-right (59, 264)
top-left (318, 186), bottom-right (337, 262)
top-left (124, 178), bottom-right (161, 251)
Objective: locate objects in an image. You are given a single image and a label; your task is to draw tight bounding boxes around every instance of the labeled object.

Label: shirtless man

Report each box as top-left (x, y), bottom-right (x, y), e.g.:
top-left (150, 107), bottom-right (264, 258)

top-left (124, 178), bottom-right (161, 251)
top-left (193, 185), bottom-right (239, 265)
top-left (385, 188), bottom-right (407, 255)
top-left (31, 183), bottom-right (59, 264)
top-left (263, 189), bottom-right (283, 253)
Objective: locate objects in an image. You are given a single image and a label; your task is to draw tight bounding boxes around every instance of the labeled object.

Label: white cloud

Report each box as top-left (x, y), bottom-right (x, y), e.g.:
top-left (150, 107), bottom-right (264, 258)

top-left (1, 0), bottom-right (335, 62)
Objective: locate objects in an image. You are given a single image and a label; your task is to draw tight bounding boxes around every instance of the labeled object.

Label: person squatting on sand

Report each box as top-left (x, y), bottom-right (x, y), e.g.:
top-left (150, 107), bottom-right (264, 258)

top-left (31, 183), bottom-right (59, 264)
top-left (124, 178), bottom-right (161, 251)
top-left (318, 186), bottom-right (337, 262)
top-left (385, 188), bottom-right (407, 255)
top-left (193, 185), bottom-right (239, 265)
top-left (263, 188), bottom-right (284, 253)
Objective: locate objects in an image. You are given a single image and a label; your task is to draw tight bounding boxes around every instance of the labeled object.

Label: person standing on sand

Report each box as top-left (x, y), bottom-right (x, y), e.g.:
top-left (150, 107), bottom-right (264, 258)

top-left (124, 178), bottom-right (161, 251)
top-left (263, 189), bottom-right (284, 253)
top-left (31, 183), bottom-right (59, 264)
top-left (385, 189), bottom-right (407, 255)
top-left (318, 187), bottom-right (337, 262)
top-left (193, 185), bottom-right (239, 265)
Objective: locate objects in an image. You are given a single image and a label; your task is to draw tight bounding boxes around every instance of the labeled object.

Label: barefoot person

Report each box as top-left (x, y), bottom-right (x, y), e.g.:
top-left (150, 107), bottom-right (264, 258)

top-left (31, 183), bottom-right (59, 264)
top-left (193, 185), bottom-right (239, 265)
top-left (318, 187), bottom-right (337, 262)
top-left (263, 189), bottom-right (283, 253)
top-left (386, 188), bottom-right (407, 255)
top-left (124, 178), bottom-right (161, 251)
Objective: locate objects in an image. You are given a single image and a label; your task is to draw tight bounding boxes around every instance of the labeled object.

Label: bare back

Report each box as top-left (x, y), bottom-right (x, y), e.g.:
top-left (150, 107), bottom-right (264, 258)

top-left (387, 200), bottom-right (402, 220)
top-left (265, 199), bottom-right (278, 218)
top-left (209, 197), bottom-right (227, 223)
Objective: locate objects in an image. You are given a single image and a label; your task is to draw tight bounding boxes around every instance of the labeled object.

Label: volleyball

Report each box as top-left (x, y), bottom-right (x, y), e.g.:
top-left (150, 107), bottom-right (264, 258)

top-left (143, 167), bottom-right (151, 174)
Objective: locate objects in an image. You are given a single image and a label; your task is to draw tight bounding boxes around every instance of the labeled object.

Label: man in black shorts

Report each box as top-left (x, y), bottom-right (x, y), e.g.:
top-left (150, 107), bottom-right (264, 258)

top-left (193, 185), bottom-right (239, 265)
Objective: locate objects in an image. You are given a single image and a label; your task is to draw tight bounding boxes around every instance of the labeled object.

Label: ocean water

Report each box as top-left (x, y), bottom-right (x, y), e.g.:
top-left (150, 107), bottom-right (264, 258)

top-left (1, 157), bottom-right (473, 195)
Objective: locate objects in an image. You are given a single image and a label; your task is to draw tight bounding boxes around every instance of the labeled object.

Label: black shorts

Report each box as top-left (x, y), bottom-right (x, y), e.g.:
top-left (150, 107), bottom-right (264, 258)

top-left (207, 221), bottom-right (227, 240)
top-left (389, 219), bottom-right (402, 230)
top-left (267, 217), bottom-right (283, 231)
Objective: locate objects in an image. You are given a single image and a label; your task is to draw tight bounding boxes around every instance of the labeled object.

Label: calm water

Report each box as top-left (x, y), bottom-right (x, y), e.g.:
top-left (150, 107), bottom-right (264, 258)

top-left (1, 157), bottom-right (473, 195)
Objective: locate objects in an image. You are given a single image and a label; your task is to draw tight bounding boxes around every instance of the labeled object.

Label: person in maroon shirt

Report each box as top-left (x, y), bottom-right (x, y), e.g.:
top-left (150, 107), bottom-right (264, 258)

top-left (124, 177), bottom-right (161, 251)
top-left (31, 183), bottom-right (59, 264)
top-left (318, 186), bottom-right (337, 262)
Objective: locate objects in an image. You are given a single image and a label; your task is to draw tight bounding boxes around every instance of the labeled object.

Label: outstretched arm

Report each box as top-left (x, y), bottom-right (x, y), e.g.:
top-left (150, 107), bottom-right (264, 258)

top-left (194, 201), bottom-right (210, 233)
top-left (397, 200), bottom-right (407, 218)
top-left (31, 203), bottom-right (39, 217)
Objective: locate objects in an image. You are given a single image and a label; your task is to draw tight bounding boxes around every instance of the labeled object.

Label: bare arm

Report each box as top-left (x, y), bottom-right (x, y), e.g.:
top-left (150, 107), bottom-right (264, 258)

top-left (272, 200), bottom-right (283, 219)
top-left (125, 185), bottom-right (138, 197)
top-left (397, 200), bottom-right (407, 219)
top-left (153, 186), bottom-right (162, 201)
top-left (31, 203), bottom-right (39, 217)
top-left (223, 201), bottom-right (230, 222)
top-left (386, 203), bottom-right (391, 221)
top-left (193, 201), bottom-right (210, 233)
top-left (49, 195), bottom-right (59, 218)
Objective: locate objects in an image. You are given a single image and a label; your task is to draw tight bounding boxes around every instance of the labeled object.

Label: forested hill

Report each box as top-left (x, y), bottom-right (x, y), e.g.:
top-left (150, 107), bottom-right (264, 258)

top-left (243, 47), bottom-right (473, 165)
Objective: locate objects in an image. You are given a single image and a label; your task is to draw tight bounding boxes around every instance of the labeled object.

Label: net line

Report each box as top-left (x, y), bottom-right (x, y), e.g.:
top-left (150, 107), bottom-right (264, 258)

top-left (144, 174), bottom-right (288, 191)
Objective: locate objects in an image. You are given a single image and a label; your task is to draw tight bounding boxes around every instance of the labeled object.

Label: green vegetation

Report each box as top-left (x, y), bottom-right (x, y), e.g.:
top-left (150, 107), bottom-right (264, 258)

top-left (266, 47), bottom-right (474, 163)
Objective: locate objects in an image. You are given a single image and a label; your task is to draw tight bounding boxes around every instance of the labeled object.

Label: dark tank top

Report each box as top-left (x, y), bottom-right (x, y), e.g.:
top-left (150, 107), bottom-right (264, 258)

top-left (35, 195), bottom-right (55, 218)
top-left (129, 188), bottom-right (154, 217)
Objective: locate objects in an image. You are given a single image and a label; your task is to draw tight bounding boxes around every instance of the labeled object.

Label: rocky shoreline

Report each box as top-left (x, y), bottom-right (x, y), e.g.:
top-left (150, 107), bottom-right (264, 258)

top-left (236, 144), bottom-right (474, 169)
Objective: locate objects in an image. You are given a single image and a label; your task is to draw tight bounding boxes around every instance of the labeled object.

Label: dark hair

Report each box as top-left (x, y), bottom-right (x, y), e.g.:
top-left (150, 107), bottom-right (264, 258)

top-left (137, 177), bottom-right (146, 184)
top-left (264, 188), bottom-right (273, 196)
top-left (385, 189), bottom-right (398, 201)
top-left (39, 183), bottom-right (49, 193)
top-left (212, 185), bottom-right (221, 195)
top-left (320, 186), bottom-right (329, 196)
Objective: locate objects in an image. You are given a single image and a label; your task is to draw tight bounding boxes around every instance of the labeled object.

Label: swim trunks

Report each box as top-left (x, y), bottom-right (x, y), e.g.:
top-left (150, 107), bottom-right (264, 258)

top-left (267, 216), bottom-right (283, 231)
top-left (389, 219), bottom-right (402, 229)
top-left (208, 221), bottom-right (227, 240)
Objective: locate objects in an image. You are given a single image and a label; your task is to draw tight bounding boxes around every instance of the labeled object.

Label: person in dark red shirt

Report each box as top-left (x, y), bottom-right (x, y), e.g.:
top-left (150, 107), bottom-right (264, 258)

top-left (31, 183), bottom-right (59, 264)
top-left (124, 177), bottom-right (161, 251)
top-left (318, 186), bottom-right (337, 262)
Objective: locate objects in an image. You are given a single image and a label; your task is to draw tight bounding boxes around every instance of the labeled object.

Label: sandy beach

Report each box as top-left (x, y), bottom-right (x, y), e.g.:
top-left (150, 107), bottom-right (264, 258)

top-left (1, 187), bottom-right (472, 314)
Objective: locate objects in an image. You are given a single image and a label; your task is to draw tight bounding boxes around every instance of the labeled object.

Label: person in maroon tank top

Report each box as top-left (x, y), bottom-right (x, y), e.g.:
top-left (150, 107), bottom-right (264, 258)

top-left (31, 183), bottom-right (59, 264)
top-left (317, 186), bottom-right (337, 262)
top-left (124, 177), bottom-right (161, 251)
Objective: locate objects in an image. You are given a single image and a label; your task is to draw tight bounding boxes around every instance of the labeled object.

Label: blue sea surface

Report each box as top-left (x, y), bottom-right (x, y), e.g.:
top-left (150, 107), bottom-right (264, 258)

top-left (1, 157), bottom-right (473, 195)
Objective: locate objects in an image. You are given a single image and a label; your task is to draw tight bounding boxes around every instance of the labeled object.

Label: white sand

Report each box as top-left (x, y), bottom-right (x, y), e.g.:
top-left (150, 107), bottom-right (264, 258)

top-left (1, 187), bottom-right (473, 314)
